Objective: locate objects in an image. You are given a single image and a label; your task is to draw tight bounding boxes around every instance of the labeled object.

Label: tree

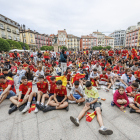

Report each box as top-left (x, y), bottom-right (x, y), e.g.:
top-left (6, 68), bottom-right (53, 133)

top-left (106, 46), bottom-right (112, 50)
top-left (6, 40), bottom-right (22, 50)
top-left (18, 42), bottom-right (29, 50)
top-left (40, 46), bottom-right (54, 51)
top-left (0, 38), bottom-right (10, 51)
top-left (60, 46), bottom-right (67, 51)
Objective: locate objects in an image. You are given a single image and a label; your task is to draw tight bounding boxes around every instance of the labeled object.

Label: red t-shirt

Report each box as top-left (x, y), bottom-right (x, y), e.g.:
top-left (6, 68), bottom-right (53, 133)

top-left (23, 64), bottom-right (28, 67)
top-left (49, 81), bottom-right (56, 93)
top-left (11, 66), bottom-right (17, 73)
top-left (44, 51), bottom-right (50, 59)
top-left (100, 63), bottom-right (105, 67)
top-left (134, 71), bottom-right (140, 80)
top-left (0, 80), bottom-right (16, 94)
top-left (108, 50), bottom-right (114, 56)
top-left (19, 82), bottom-right (32, 95)
top-left (15, 61), bottom-right (21, 66)
top-left (37, 81), bottom-right (48, 93)
top-left (100, 74), bottom-right (108, 81)
top-left (54, 86), bottom-right (67, 97)
top-left (126, 86), bottom-right (134, 93)
top-left (29, 65), bottom-right (34, 71)
top-left (122, 50), bottom-right (128, 56)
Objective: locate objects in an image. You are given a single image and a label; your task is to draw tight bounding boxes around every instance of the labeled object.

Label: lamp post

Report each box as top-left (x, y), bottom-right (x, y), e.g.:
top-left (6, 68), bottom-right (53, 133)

top-left (19, 24), bottom-right (25, 50)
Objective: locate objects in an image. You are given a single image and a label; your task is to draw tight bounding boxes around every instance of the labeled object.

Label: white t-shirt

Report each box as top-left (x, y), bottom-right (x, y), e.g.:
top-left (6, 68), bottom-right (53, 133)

top-left (33, 52), bottom-right (37, 57)
top-left (51, 52), bottom-right (56, 58)
top-left (121, 74), bottom-right (136, 85)
top-left (106, 72), bottom-right (115, 78)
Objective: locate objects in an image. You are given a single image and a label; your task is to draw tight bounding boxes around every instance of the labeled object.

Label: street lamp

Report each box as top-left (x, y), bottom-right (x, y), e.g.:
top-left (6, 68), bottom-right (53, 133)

top-left (19, 24), bottom-right (26, 50)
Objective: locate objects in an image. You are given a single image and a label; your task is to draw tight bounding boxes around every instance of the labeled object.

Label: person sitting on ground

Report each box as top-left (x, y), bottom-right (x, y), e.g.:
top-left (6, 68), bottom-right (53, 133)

top-left (0, 75), bottom-right (16, 104)
top-left (43, 80), bottom-right (69, 112)
top-left (70, 81), bottom-right (113, 135)
top-left (8, 76), bottom-right (32, 114)
top-left (22, 75), bottom-right (48, 113)
top-left (99, 71), bottom-right (111, 92)
top-left (134, 66), bottom-right (140, 83)
top-left (37, 76), bottom-right (56, 111)
top-left (113, 86), bottom-right (129, 112)
top-left (68, 81), bottom-right (85, 106)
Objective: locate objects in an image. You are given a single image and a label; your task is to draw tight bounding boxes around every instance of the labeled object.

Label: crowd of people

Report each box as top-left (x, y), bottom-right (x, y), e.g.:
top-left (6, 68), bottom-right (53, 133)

top-left (0, 47), bottom-right (140, 135)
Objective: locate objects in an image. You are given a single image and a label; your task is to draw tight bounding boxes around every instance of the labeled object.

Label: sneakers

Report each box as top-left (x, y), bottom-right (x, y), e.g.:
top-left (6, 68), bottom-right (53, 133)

top-left (130, 108), bottom-right (136, 113)
top-left (9, 103), bottom-right (14, 108)
top-left (70, 116), bottom-right (79, 126)
top-left (19, 104), bottom-right (27, 112)
top-left (78, 102), bottom-right (83, 106)
top-left (43, 106), bottom-right (53, 112)
top-left (36, 104), bottom-right (45, 111)
top-left (99, 127), bottom-right (113, 135)
top-left (34, 107), bottom-right (39, 113)
top-left (65, 105), bottom-right (69, 111)
top-left (22, 105), bottom-right (30, 113)
top-left (8, 105), bottom-right (17, 114)
top-left (68, 100), bottom-right (76, 104)
top-left (111, 101), bottom-right (115, 107)
top-left (105, 87), bottom-right (109, 92)
top-left (97, 87), bottom-right (101, 90)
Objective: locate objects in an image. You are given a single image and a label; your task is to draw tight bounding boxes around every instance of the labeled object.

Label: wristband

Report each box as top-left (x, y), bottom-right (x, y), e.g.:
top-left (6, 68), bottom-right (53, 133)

top-left (19, 99), bottom-right (23, 102)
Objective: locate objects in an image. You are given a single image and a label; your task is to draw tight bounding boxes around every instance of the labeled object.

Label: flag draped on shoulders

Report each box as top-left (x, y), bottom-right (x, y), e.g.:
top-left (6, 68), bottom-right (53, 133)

top-left (71, 73), bottom-right (85, 83)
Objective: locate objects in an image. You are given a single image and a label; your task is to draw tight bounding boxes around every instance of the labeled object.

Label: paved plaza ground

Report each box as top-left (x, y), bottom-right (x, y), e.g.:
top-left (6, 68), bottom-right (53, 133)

top-left (0, 85), bottom-right (140, 140)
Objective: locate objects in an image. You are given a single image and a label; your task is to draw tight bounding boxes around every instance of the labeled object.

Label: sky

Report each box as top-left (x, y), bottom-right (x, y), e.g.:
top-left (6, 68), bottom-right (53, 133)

top-left (0, 0), bottom-right (140, 37)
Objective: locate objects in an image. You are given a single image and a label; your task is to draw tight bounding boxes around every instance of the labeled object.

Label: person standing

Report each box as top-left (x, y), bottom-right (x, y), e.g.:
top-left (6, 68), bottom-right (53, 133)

top-left (60, 49), bottom-right (67, 75)
top-left (33, 50), bottom-right (37, 65)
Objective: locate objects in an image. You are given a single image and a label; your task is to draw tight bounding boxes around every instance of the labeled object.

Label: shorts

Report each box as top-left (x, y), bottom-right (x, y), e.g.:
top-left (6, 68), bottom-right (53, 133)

top-left (99, 81), bottom-right (108, 85)
top-left (34, 92), bottom-right (46, 101)
top-left (56, 96), bottom-right (68, 102)
top-left (37, 58), bottom-right (41, 61)
top-left (17, 94), bottom-right (25, 99)
top-left (73, 94), bottom-right (81, 100)
top-left (45, 58), bottom-right (49, 61)
top-left (0, 90), bottom-right (16, 99)
top-left (86, 97), bottom-right (102, 111)
top-left (49, 93), bottom-right (54, 97)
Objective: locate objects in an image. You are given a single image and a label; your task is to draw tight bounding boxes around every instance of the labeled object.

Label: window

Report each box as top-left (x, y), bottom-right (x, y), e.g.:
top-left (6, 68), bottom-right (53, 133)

top-left (31, 39), bottom-right (33, 43)
top-left (24, 39), bottom-right (26, 42)
top-left (0, 23), bottom-right (4, 28)
top-left (30, 33), bottom-right (32, 37)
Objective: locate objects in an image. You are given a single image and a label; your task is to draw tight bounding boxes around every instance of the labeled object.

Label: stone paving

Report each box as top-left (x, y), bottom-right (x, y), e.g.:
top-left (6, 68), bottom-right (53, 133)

top-left (0, 85), bottom-right (140, 140)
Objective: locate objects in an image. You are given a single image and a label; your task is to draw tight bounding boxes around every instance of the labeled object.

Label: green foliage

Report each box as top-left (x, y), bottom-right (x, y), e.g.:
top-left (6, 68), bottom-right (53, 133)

top-left (6, 39), bottom-right (22, 50)
top-left (40, 46), bottom-right (54, 51)
top-left (18, 42), bottom-right (29, 50)
top-left (0, 38), bottom-right (10, 51)
top-left (92, 46), bottom-right (112, 50)
top-left (60, 46), bottom-right (67, 51)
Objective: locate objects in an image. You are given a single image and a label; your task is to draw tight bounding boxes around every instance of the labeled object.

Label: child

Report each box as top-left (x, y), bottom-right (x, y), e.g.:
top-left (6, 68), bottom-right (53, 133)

top-left (113, 86), bottom-right (129, 112)
top-left (99, 71), bottom-right (111, 92)
top-left (70, 81), bottom-right (113, 135)
top-left (64, 67), bottom-right (72, 89)
top-left (9, 76), bottom-right (32, 114)
top-left (68, 81), bottom-right (85, 106)
top-left (129, 93), bottom-right (140, 113)
top-left (43, 80), bottom-right (68, 112)
top-left (22, 75), bottom-right (48, 113)
top-left (37, 76), bottom-right (56, 111)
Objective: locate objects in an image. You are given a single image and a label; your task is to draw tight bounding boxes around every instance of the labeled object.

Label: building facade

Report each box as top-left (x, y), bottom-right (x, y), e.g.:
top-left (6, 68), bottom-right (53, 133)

top-left (125, 22), bottom-right (140, 49)
top-left (20, 29), bottom-right (37, 49)
top-left (57, 30), bottom-right (67, 48)
top-left (80, 35), bottom-right (97, 51)
top-left (67, 34), bottom-right (80, 51)
top-left (92, 31), bottom-right (114, 48)
top-left (109, 30), bottom-right (125, 49)
top-left (0, 14), bottom-right (20, 42)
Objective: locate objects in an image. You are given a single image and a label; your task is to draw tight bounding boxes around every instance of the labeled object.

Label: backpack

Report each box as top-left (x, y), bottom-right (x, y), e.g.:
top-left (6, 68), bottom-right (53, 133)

top-left (60, 53), bottom-right (66, 62)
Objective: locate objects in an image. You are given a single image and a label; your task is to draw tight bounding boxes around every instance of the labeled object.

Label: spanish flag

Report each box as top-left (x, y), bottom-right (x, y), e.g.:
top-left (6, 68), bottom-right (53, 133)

top-left (91, 79), bottom-right (96, 86)
top-left (71, 73), bottom-right (85, 83)
top-left (86, 111), bottom-right (97, 122)
top-left (46, 76), bottom-right (67, 87)
top-left (6, 76), bottom-right (13, 80)
top-left (28, 104), bottom-right (36, 113)
top-left (134, 94), bottom-right (140, 104)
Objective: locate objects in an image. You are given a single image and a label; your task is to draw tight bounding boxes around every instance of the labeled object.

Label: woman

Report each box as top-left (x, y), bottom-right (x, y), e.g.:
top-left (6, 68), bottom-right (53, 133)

top-left (50, 67), bottom-right (57, 76)
top-left (119, 68), bottom-right (136, 89)
top-left (37, 50), bottom-right (42, 65)
top-left (60, 49), bottom-right (67, 75)
top-left (25, 68), bottom-right (33, 81)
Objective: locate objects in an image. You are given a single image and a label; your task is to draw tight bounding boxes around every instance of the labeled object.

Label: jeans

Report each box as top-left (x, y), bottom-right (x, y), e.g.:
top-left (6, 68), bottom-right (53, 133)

top-left (0, 90), bottom-right (16, 99)
top-left (123, 56), bottom-right (127, 59)
top-left (34, 57), bottom-right (37, 65)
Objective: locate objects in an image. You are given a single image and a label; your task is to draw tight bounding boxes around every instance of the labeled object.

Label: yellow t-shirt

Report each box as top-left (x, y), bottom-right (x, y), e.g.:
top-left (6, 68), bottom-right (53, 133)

top-left (85, 87), bottom-right (99, 98)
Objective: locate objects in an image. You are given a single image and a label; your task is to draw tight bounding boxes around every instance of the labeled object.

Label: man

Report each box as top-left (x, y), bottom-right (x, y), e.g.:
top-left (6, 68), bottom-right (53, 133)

top-left (70, 81), bottom-right (113, 135)
top-left (43, 80), bottom-right (68, 112)
top-left (51, 50), bottom-right (56, 61)
top-left (92, 62), bottom-right (102, 74)
top-left (2, 68), bottom-right (14, 78)
top-left (0, 75), bottom-right (16, 104)
top-left (131, 63), bottom-right (139, 73)
top-left (122, 48), bottom-right (128, 59)
top-left (134, 66), bottom-right (140, 83)
top-left (8, 76), bottom-right (32, 114)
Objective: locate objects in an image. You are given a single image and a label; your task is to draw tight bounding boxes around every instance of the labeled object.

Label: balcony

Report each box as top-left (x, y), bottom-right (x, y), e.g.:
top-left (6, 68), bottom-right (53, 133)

top-left (12, 30), bottom-right (16, 34)
top-left (2, 34), bottom-right (6, 39)
top-left (8, 36), bottom-right (12, 40)
top-left (7, 28), bottom-right (11, 32)
top-left (0, 26), bottom-right (5, 30)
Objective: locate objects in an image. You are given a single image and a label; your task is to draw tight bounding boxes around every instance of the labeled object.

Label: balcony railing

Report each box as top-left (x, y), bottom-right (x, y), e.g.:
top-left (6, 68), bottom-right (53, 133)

top-left (2, 34), bottom-right (6, 39)
top-left (8, 36), bottom-right (12, 40)
top-left (16, 32), bottom-right (19, 35)
top-left (12, 30), bottom-right (16, 34)
top-left (7, 28), bottom-right (11, 32)
top-left (0, 26), bottom-right (5, 30)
